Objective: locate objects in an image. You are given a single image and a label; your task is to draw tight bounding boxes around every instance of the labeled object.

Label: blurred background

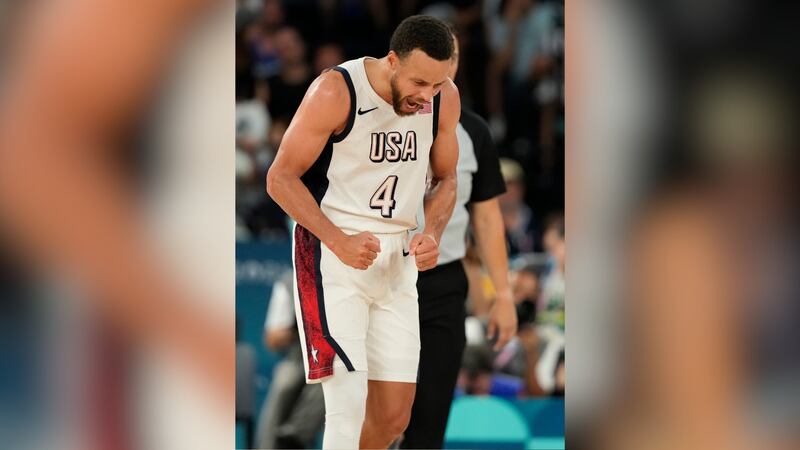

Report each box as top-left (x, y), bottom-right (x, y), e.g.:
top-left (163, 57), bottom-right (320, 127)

top-left (569, 1), bottom-right (800, 449)
top-left (234, 0), bottom-right (565, 449)
top-left (2, 0), bottom-right (798, 449)
top-left (0, 1), bottom-right (234, 449)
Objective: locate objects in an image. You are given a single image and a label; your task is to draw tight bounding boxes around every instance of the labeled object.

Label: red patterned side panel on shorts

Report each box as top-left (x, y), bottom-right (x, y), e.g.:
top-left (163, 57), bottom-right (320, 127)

top-left (294, 225), bottom-right (335, 379)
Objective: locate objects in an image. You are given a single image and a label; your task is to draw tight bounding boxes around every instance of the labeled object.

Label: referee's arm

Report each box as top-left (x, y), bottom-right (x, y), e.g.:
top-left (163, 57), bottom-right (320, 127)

top-left (466, 112), bottom-right (518, 350)
top-left (472, 198), bottom-right (517, 350)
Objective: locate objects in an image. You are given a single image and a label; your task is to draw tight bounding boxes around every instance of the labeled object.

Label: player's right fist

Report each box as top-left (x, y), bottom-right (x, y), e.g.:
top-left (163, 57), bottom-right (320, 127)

top-left (332, 231), bottom-right (381, 270)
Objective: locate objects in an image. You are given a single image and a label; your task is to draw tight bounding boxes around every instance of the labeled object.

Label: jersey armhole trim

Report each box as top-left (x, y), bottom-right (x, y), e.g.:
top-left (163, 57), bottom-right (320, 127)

top-left (432, 92), bottom-right (442, 141)
top-left (330, 66), bottom-right (356, 143)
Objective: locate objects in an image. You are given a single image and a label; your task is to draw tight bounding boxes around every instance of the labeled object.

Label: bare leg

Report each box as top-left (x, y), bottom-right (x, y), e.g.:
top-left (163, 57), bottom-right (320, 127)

top-left (360, 380), bottom-right (416, 449)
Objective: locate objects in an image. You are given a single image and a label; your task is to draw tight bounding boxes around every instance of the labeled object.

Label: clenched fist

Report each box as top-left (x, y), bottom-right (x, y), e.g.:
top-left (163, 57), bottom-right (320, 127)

top-left (331, 231), bottom-right (381, 270)
top-left (408, 233), bottom-right (439, 271)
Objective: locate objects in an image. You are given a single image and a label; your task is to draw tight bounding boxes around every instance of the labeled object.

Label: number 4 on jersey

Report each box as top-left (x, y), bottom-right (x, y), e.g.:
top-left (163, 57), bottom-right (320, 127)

top-left (370, 175), bottom-right (398, 218)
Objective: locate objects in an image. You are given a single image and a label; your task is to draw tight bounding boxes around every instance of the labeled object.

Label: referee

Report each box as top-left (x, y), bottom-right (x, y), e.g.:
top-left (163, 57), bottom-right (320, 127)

top-left (401, 29), bottom-right (518, 449)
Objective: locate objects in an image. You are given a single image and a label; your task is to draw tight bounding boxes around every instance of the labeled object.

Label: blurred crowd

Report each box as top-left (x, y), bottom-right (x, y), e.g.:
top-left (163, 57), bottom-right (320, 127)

top-left (459, 212), bottom-right (564, 398)
top-left (236, 0), bottom-right (564, 249)
top-left (236, 0), bottom-right (565, 447)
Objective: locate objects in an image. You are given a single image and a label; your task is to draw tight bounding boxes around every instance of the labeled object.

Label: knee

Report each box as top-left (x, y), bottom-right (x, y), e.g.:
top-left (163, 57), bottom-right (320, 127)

top-left (321, 372), bottom-right (369, 449)
top-left (322, 371), bottom-right (368, 421)
top-left (378, 407), bottom-right (412, 438)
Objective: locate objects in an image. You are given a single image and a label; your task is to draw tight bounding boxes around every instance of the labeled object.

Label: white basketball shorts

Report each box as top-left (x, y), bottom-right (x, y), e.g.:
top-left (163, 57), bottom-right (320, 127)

top-left (292, 224), bottom-right (420, 384)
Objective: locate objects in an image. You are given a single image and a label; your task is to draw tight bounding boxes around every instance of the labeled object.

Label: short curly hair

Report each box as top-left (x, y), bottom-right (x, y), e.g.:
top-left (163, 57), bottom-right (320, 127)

top-left (389, 15), bottom-right (454, 61)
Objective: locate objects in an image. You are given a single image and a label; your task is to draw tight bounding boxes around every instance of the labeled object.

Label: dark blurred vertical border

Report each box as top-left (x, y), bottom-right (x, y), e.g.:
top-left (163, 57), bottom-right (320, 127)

top-left (0, 0), bottom-right (234, 448)
top-left (568, 1), bottom-right (799, 449)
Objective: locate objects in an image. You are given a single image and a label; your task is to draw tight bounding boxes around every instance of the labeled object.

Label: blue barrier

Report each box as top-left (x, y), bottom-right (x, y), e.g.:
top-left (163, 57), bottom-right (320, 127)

top-left (444, 396), bottom-right (530, 449)
top-left (236, 239), bottom-right (293, 417)
top-left (236, 421), bottom-right (247, 449)
top-left (512, 398), bottom-right (565, 437)
top-left (444, 396), bottom-right (564, 450)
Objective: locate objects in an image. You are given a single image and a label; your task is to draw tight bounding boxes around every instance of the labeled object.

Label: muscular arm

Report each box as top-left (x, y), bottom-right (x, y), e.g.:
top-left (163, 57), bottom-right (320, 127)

top-left (472, 198), bottom-right (518, 349)
top-left (266, 71), bottom-right (349, 247)
top-left (266, 71), bottom-right (380, 269)
top-left (471, 199), bottom-right (511, 295)
top-left (421, 80), bottom-right (460, 242)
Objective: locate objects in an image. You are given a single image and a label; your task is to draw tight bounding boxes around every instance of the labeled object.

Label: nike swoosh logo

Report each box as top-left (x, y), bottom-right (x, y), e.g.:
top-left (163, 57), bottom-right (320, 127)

top-left (357, 106), bottom-right (378, 115)
top-left (402, 250), bottom-right (410, 257)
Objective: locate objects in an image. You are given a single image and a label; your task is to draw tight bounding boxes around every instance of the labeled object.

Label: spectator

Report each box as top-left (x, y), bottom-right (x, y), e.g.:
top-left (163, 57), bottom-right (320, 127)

top-left (237, 0), bottom-right (265, 31)
top-left (498, 158), bottom-right (537, 255)
top-left (421, 1), bottom-right (493, 116)
top-left (490, 263), bottom-right (544, 384)
top-left (524, 215), bottom-right (565, 396)
top-left (242, 117), bottom-right (291, 240)
top-left (316, 0), bottom-right (392, 59)
top-left (532, 1), bottom-right (563, 166)
top-left (312, 42), bottom-right (345, 75)
top-left (486, 0), bottom-right (558, 150)
top-left (236, 30), bottom-right (260, 101)
top-left (245, 0), bottom-right (286, 79)
top-left (513, 263), bottom-right (545, 327)
top-left (236, 73), bottom-right (275, 241)
top-left (457, 345), bottom-right (495, 396)
top-left (517, 323), bottom-right (564, 396)
top-left (254, 272), bottom-right (325, 449)
top-left (236, 113), bottom-right (290, 242)
top-left (539, 214), bottom-right (565, 331)
top-left (266, 26), bottom-right (314, 122)
top-left (236, 81), bottom-right (271, 176)
top-left (492, 215), bottom-right (564, 397)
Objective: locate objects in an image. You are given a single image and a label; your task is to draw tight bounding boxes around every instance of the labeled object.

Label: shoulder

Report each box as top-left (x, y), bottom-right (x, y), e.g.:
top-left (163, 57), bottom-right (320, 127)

top-left (437, 78), bottom-right (461, 128)
top-left (306, 69), bottom-right (350, 108)
top-left (294, 69), bottom-right (351, 130)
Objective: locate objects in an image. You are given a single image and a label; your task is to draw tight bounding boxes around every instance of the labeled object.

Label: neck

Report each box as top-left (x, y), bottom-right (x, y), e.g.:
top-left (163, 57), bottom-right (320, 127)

top-left (365, 56), bottom-right (394, 105)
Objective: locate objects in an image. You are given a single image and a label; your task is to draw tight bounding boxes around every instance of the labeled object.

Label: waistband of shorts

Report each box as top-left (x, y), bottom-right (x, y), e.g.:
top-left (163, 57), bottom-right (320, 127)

top-left (342, 229), bottom-right (411, 237)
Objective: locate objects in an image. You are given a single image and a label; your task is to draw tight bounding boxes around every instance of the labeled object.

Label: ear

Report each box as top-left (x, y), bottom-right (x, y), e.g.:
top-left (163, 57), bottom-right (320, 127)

top-left (387, 51), bottom-right (399, 69)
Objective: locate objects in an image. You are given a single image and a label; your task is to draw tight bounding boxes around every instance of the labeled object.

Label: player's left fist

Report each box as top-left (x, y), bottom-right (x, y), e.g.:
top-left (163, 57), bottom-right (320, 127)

top-left (408, 233), bottom-right (439, 271)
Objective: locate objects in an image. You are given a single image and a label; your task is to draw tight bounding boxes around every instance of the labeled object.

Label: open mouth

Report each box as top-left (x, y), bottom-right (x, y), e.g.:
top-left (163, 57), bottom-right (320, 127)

top-left (405, 98), bottom-right (422, 110)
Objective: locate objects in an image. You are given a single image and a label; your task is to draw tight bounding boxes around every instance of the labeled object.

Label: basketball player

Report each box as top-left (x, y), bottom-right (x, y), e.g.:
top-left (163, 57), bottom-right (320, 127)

top-left (401, 28), bottom-right (518, 449)
top-left (266, 15), bottom-right (459, 450)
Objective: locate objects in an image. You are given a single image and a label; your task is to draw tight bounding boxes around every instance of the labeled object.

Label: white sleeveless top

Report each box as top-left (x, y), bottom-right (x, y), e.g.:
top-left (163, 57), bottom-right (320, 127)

top-left (301, 57), bottom-right (441, 234)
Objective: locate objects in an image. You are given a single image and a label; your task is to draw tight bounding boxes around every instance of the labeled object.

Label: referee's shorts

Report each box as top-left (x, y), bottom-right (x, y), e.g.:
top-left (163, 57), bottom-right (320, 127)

top-left (402, 259), bottom-right (468, 449)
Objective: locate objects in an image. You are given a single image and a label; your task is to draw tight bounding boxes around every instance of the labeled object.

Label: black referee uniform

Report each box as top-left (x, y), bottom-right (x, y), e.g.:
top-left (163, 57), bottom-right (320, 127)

top-left (401, 108), bottom-right (506, 449)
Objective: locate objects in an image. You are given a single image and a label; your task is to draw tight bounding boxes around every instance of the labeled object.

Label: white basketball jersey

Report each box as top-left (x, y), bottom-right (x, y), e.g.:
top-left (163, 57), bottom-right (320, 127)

top-left (300, 57), bottom-right (441, 234)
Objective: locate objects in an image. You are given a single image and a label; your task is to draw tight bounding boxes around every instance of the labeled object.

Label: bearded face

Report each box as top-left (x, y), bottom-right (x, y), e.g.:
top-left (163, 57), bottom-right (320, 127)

top-left (387, 49), bottom-right (451, 117)
top-left (390, 72), bottom-right (427, 117)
